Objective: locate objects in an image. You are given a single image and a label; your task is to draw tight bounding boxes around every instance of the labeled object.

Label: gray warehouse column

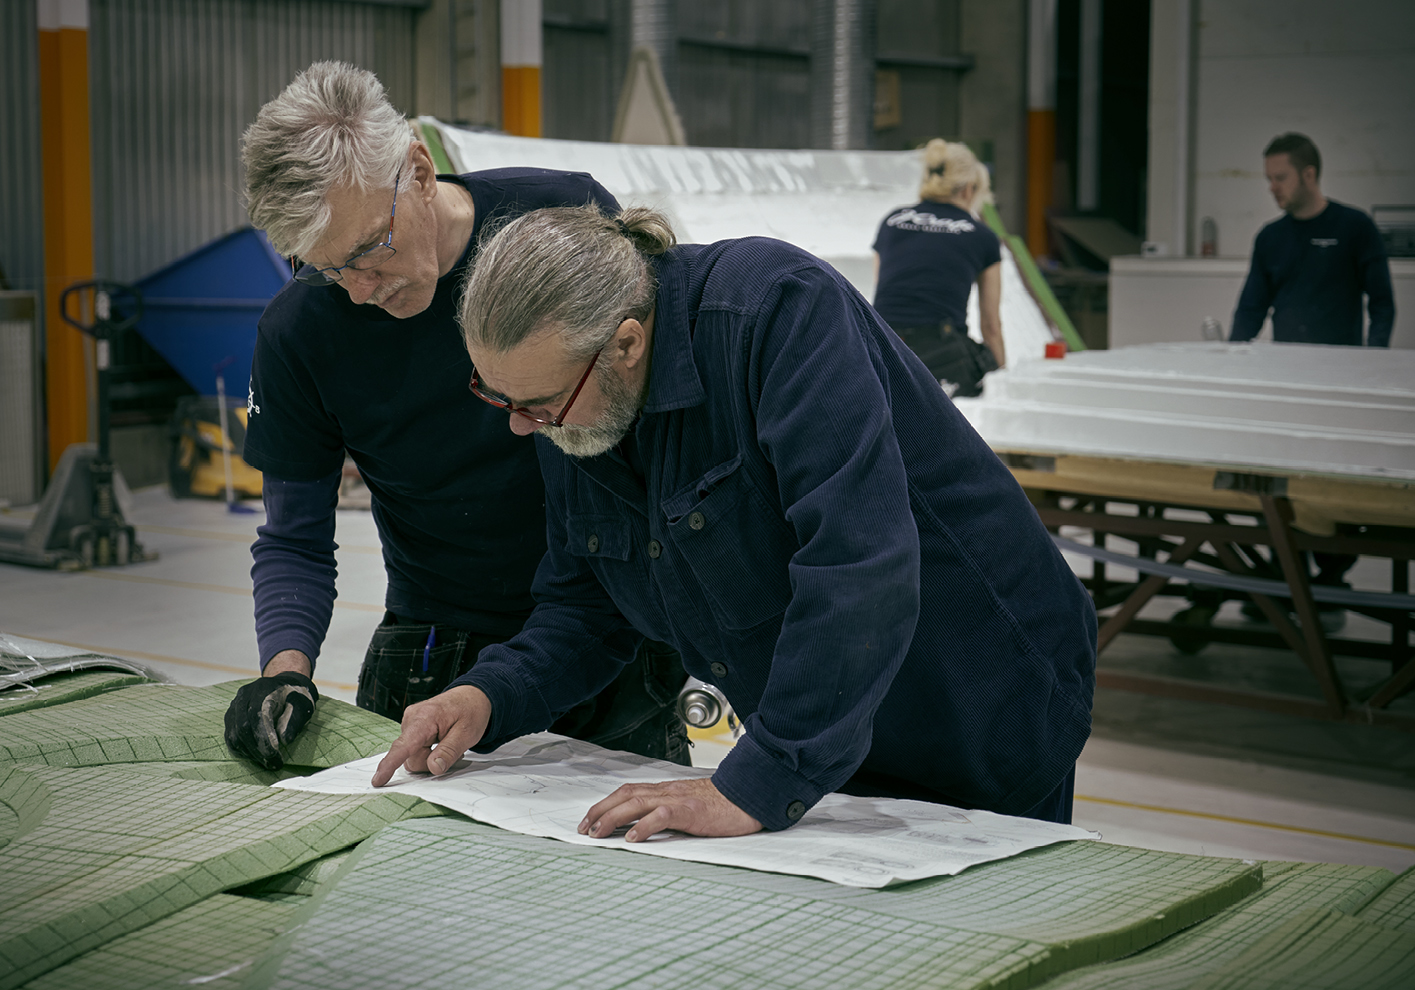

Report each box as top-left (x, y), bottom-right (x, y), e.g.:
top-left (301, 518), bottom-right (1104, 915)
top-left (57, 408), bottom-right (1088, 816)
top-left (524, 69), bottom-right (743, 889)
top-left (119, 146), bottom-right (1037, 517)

top-left (630, 0), bottom-right (677, 98)
top-left (811, 0), bottom-right (875, 150)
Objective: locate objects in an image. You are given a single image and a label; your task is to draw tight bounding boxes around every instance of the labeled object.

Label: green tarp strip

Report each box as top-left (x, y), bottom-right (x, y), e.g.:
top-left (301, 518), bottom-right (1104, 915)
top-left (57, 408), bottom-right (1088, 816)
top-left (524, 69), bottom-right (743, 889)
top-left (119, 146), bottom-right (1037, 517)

top-left (981, 202), bottom-right (1086, 352)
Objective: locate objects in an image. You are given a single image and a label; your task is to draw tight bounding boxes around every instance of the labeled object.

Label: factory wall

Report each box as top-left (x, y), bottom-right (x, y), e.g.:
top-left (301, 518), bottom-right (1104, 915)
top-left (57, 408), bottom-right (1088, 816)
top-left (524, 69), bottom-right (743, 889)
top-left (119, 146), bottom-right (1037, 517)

top-left (1191, 0), bottom-right (1415, 260)
top-left (0, 2), bottom-right (46, 297)
top-left (88, 0), bottom-right (419, 284)
top-left (958, 0), bottom-right (1026, 236)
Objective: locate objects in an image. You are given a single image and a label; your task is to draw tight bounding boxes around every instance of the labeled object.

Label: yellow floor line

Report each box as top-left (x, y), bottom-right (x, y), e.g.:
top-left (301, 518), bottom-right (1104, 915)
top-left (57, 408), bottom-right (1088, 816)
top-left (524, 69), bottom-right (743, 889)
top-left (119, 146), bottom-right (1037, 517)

top-left (5, 632), bottom-right (358, 693)
top-left (79, 571), bottom-right (384, 612)
top-left (1075, 793), bottom-right (1415, 851)
top-left (137, 524), bottom-right (381, 554)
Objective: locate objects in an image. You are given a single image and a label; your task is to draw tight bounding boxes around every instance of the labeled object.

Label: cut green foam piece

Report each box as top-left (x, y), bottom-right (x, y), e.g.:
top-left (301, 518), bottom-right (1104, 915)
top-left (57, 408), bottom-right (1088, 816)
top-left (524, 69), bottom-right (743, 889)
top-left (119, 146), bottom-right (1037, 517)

top-left (0, 762), bottom-right (439, 990)
top-left (1184, 907), bottom-right (1415, 990)
top-left (21, 893), bottom-right (302, 990)
top-left (1042, 860), bottom-right (1396, 990)
top-left (248, 819), bottom-right (1259, 990)
top-left (232, 850), bottom-right (355, 897)
top-left (1356, 865), bottom-right (1415, 934)
top-left (118, 760), bottom-right (305, 787)
top-left (0, 681), bottom-right (400, 770)
top-left (0, 671), bottom-right (149, 716)
top-left (565, 837), bottom-right (1262, 971)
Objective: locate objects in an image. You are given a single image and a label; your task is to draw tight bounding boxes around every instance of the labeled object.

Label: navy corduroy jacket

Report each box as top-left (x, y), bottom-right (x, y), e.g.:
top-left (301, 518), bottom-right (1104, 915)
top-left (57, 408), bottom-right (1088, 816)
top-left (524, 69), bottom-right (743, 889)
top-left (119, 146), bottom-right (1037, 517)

top-left (453, 237), bottom-right (1097, 831)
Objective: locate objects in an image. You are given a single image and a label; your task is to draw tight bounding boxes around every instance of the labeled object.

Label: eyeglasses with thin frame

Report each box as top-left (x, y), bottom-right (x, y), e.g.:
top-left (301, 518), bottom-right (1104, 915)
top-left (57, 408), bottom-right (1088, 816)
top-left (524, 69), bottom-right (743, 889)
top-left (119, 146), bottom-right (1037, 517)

top-left (293, 166), bottom-right (402, 286)
top-left (469, 351), bottom-right (601, 428)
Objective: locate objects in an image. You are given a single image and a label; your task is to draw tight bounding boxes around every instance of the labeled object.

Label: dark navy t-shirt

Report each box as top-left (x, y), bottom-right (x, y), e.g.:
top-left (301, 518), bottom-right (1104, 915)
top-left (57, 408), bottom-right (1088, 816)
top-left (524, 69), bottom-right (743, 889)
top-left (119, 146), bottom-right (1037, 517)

top-left (871, 201), bottom-right (1001, 331)
top-left (243, 169), bottom-right (618, 662)
top-left (1231, 200), bottom-right (1394, 346)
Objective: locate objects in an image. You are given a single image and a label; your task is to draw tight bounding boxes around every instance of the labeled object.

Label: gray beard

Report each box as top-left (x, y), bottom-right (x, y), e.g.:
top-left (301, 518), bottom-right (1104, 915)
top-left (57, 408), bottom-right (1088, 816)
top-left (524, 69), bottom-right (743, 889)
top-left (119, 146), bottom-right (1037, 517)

top-left (539, 360), bottom-right (646, 458)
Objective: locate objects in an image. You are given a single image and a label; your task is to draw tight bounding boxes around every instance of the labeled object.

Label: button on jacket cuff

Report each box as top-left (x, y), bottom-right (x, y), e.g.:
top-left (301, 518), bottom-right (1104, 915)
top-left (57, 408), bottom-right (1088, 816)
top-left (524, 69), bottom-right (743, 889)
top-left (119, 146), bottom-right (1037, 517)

top-left (711, 732), bottom-right (826, 831)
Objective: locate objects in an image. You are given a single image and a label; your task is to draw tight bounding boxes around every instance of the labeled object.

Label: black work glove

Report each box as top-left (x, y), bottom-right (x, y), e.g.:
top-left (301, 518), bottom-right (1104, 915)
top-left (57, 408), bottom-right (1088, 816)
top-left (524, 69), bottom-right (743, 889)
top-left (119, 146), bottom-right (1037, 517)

top-left (224, 671), bottom-right (320, 770)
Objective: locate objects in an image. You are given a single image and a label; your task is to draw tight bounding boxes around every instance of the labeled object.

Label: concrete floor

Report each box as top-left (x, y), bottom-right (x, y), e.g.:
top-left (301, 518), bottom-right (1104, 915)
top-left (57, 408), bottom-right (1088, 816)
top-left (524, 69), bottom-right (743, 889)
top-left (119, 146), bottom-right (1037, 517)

top-left (3, 485), bottom-right (1413, 873)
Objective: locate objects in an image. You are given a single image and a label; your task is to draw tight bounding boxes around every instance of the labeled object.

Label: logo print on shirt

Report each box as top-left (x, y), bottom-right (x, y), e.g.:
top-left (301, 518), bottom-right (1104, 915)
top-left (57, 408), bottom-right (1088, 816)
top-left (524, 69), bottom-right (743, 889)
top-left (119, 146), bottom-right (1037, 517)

top-left (886, 208), bottom-right (976, 234)
top-left (247, 379), bottom-right (261, 416)
top-left (1311, 238), bottom-right (1338, 247)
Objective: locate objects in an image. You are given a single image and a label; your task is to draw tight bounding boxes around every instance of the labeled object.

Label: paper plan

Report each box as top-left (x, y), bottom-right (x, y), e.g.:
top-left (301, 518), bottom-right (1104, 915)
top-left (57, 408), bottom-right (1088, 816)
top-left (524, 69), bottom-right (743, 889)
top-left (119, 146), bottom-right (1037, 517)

top-left (274, 732), bottom-right (1097, 888)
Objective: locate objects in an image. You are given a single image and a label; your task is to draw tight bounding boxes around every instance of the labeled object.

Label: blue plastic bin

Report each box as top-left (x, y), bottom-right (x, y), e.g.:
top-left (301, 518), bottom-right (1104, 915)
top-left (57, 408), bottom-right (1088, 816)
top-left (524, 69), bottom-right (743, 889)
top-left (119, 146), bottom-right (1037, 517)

top-left (133, 227), bottom-right (290, 397)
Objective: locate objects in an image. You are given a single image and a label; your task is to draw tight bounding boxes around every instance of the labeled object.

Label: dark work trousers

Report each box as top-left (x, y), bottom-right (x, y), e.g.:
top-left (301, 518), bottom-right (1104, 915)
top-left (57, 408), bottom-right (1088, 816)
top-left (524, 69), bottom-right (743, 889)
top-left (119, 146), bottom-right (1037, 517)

top-left (839, 764), bottom-right (1078, 825)
top-left (356, 612), bottom-right (691, 765)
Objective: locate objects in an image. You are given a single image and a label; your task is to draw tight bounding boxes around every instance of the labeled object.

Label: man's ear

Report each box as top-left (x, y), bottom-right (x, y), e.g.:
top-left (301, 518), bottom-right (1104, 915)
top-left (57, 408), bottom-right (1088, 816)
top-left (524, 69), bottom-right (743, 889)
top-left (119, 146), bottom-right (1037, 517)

top-left (614, 316), bottom-right (651, 370)
top-left (1302, 165), bottom-right (1319, 188)
top-left (409, 142), bottom-right (438, 202)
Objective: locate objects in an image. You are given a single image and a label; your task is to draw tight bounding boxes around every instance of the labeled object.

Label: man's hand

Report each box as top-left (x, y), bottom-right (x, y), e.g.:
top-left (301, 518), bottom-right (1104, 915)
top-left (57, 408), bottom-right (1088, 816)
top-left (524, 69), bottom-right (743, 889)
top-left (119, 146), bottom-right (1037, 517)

top-left (578, 777), bottom-right (763, 843)
top-left (371, 685), bottom-right (492, 787)
top-left (223, 664), bottom-right (319, 770)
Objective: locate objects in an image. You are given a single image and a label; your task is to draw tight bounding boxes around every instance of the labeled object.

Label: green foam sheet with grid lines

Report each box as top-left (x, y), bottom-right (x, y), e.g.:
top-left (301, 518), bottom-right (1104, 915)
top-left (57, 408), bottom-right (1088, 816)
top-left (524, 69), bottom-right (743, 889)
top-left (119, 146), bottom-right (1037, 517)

top-left (0, 762), bottom-right (440, 990)
top-left (247, 817), bottom-right (1264, 990)
top-left (1183, 907), bottom-right (1415, 990)
top-left (0, 671), bottom-right (150, 716)
top-left (1356, 865), bottom-right (1415, 935)
top-left (0, 681), bottom-right (399, 770)
top-left (1040, 859), bottom-right (1401, 989)
top-left (20, 893), bottom-right (302, 990)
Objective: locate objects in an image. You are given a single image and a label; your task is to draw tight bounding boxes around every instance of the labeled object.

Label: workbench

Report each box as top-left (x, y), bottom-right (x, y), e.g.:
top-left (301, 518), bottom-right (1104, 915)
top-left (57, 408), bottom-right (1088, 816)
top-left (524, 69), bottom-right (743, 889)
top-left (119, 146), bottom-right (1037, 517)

top-left (958, 342), bottom-right (1415, 731)
top-left (2, 648), bottom-right (1412, 989)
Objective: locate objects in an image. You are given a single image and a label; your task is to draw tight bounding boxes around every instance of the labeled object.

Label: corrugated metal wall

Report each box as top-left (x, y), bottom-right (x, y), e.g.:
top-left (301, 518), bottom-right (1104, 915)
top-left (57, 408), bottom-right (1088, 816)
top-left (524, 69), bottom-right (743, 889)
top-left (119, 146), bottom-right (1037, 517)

top-left (89, 0), bottom-right (419, 283)
top-left (0, 2), bottom-right (46, 297)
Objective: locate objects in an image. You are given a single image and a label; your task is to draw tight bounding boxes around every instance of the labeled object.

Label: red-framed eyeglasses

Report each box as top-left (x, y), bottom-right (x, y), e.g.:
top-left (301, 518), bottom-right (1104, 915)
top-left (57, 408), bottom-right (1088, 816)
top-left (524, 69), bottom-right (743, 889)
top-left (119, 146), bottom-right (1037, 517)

top-left (469, 350), bottom-right (601, 428)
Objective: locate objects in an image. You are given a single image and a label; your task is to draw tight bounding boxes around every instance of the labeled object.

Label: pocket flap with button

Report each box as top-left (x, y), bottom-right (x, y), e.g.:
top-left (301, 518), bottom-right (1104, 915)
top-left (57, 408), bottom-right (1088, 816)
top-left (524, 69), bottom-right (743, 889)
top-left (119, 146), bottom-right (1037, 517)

top-left (564, 515), bottom-right (633, 561)
top-left (662, 454), bottom-right (743, 523)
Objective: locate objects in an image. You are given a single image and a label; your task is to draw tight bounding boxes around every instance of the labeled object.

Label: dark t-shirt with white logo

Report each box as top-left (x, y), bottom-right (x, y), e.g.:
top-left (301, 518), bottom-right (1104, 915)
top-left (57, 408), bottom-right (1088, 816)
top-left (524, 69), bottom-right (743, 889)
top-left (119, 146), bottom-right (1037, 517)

top-left (871, 201), bottom-right (1001, 332)
top-left (1231, 199), bottom-right (1394, 346)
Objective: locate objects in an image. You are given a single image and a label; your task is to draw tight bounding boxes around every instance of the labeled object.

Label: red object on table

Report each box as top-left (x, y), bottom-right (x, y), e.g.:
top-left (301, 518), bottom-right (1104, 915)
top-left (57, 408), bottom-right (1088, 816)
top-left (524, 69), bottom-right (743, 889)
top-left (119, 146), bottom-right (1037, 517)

top-left (1044, 341), bottom-right (1067, 359)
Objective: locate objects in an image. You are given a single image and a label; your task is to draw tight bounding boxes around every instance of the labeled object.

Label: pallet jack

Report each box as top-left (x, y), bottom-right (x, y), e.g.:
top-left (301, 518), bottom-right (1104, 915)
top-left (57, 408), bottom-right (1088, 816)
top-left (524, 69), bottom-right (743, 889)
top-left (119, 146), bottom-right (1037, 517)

top-left (0, 281), bottom-right (157, 570)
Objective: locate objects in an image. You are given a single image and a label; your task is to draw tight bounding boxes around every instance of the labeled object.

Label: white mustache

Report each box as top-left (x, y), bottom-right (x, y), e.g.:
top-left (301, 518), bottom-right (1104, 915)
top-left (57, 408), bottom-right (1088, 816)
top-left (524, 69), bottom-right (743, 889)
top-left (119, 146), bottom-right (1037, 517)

top-left (371, 278), bottom-right (410, 306)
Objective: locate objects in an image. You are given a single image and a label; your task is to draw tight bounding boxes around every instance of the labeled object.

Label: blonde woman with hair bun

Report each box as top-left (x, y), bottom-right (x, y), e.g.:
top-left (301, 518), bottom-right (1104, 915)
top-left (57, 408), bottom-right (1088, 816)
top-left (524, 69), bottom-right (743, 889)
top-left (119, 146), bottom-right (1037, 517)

top-left (872, 139), bottom-right (1004, 396)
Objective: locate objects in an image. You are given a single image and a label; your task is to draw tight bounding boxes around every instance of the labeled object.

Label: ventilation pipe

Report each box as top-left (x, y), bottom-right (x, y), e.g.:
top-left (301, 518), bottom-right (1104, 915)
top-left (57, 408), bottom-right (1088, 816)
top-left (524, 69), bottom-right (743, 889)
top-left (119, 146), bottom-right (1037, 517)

top-left (811, 0), bottom-right (874, 151)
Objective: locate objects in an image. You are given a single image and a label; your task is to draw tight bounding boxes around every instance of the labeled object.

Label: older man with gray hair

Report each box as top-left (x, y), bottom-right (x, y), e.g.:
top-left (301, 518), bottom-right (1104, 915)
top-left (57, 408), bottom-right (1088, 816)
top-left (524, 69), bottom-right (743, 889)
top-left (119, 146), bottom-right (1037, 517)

top-left (373, 205), bottom-right (1097, 841)
top-left (223, 62), bottom-right (690, 771)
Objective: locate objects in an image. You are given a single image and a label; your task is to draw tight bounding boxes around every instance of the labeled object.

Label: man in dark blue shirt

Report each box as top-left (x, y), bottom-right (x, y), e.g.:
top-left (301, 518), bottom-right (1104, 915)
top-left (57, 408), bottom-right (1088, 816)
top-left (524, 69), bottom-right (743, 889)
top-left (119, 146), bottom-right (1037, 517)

top-left (222, 62), bottom-right (688, 770)
top-left (1231, 133), bottom-right (1396, 611)
top-left (374, 205), bottom-right (1097, 839)
top-left (1231, 132), bottom-right (1395, 346)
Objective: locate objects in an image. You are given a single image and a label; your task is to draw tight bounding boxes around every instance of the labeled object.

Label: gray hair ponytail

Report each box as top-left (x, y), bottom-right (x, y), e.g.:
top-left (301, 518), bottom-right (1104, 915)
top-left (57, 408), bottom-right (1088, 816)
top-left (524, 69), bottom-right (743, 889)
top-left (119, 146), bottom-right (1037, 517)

top-left (460, 205), bottom-right (675, 361)
top-left (242, 61), bottom-right (413, 258)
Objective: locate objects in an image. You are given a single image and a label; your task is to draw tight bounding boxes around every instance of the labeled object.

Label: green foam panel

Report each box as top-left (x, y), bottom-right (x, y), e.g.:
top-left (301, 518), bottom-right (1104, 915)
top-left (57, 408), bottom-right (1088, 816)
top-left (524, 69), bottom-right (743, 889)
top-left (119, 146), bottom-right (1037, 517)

top-left (117, 760), bottom-right (306, 787)
top-left (1187, 908), bottom-right (1415, 990)
top-left (0, 681), bottom-right (399, 770)
top-left (247, 818), bottom-right (1261, 990)
top-left (21, 893), bottom-right (302, 990)
top-left (1042, 860), bottom-right (1397, 989)
top-left (232, 850), bottom-right (356, 898)
top-left (0, 762), bottom-right (439, 990)
top-left (0, 671), bottom-right (149, 716)
top-left (1356, 866), bottom-right (1415, 935)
